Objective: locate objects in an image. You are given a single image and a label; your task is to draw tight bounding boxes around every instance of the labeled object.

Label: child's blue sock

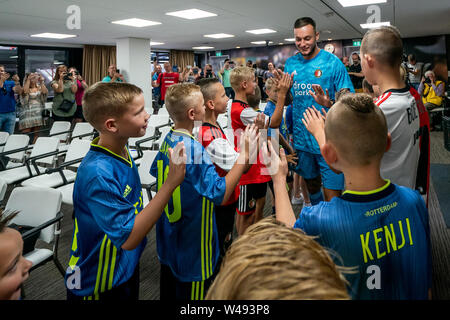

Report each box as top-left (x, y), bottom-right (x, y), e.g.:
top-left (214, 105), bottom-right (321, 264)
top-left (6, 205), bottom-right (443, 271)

top-left (309, 190), bottom-right (324, 205)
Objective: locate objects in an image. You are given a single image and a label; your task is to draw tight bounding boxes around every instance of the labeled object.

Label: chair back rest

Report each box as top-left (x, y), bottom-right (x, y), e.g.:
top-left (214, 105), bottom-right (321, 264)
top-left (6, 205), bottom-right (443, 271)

top-left (158, 108), bottom-right (169, 116)
top-left (0, 131), bottom-right (9, 152)
top-left (138, 151), bottom-right (158, 186)
top-left (7, 187), bottom-right (62, 243)
top-left (71, 122), bottom-right (94, 140)
top-left (64, 139), bottom-right (91, 168)
top-left (217, 115), bottom-right (227, 129)
top-left (148, 115), bottom-right (170, 128)
top-left (50, 121), bottom-right (71, 142)
top-left (128, 126), bottom-right (156, 148)
top-left (0, 178), bottom-right (7, 203)
top-left (30, 137), bottom-right (60, 165)
top-left (3, 134), bottom-right (30, 162)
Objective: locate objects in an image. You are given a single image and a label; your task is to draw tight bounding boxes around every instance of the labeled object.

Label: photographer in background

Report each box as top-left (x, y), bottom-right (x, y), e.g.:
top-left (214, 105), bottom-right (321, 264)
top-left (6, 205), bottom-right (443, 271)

top-left (51, 65), bottom-right (77, 122)
top-left (203, 64), bottom-right (217, 79)
top-left (68, 67), bottom-right (88, 123)
top-left (220, 59), bottom-right (235, 99)
top-left (407, 54), bottom-right (424, 91)
top-left (418, 70), bottom-right (445, 131)
top-left (0, 65), bottom-right (22, 134)
top-left (102, 64), bottom-right (126, 83)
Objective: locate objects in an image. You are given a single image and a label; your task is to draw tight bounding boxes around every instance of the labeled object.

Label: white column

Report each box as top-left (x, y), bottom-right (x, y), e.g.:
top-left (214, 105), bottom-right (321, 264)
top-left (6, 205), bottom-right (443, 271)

top-left (116, 37), bottom-right (152, 113)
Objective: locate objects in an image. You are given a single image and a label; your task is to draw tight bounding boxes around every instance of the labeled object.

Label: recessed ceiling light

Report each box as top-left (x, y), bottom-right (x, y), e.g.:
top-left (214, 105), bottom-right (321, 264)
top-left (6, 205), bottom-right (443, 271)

top-left (278, 43), bottom-right (284, 45)
top-left (284, 38), bottom-right (295, 42)
top-left (328, 38), bottom-right (333, 41)
top-left (360, 21), bottom-right (391, 29)
top-left (246, 29), bottom-right (277, 35)
top-left (192, 46), bottom-right (215, 50)
top-left (204, 33), bottom-right (234, 39)
top-left (31, 33), bottom-right (77, 39)
top-left (235, 46), bottom-right (241, 49)
top-left (150, 41), bottom-right (165, 45)
top-left (251, 41), bottom-right (274, 45)
top-left (338, 0), bottom-right (386, 7)
top-left (9, 56), bottom-right (18, 59)
top-left (166, 9), bottom-right (217, 20)
top-left (111, 18), bottom-right (161, 27)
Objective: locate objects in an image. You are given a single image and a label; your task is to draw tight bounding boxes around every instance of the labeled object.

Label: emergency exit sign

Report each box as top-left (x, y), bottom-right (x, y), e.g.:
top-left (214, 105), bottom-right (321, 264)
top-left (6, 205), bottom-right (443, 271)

top-left (353, 40), bottom-right (361, 46)
top-left (216, 51), bottom-right (222, 56)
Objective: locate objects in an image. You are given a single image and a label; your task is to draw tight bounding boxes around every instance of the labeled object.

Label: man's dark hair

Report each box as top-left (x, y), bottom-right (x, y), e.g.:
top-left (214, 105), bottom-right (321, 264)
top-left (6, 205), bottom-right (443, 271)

top-left (294, 17), bottom-right (316, 31)
top-left (224, 58), bottom-right (230, 63)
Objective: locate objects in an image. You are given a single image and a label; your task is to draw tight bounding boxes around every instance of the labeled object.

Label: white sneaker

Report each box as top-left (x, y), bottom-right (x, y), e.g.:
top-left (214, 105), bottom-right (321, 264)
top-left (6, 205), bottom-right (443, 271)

top-left (303, 202), bottom-right (312, 207)
top-left (291, 194), bottom-right (304, 205)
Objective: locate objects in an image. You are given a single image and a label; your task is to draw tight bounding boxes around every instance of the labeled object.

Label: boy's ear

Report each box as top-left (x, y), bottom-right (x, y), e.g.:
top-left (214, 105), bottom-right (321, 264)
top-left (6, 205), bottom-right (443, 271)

top-left (205, 99), bottom-right (214, 111)
top-left (385, 132), bottom-right (392, 153)
top-left (321, 142), bottom-right (342, 174)
top-left (187, 107), bottom-right (195, 121)
top-left (104, 118), bottom-right (118, 133)
top-left (363, 53), bottom-right (375, 69)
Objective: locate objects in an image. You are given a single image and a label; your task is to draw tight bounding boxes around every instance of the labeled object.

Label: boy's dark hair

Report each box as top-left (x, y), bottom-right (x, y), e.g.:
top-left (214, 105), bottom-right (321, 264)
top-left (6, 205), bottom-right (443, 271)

top-left (197, 77), bottom-right (221, 102)
top-left (0, 210), bottom-right (19, 233)
top-left (335, 88), bottom-right (351, 102)
top-left (362, 79), bottom-right (374, 93)
top-left (361, 26), bottom-right (403, 68)
top-left (294, 17), bottom-right (316, 32)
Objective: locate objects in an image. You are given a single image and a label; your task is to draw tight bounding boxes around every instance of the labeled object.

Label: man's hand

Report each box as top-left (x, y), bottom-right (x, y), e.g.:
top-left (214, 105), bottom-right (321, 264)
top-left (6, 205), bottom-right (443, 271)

top-left (254, 112), bottom-right (266, 130)
top-left (166, 142), bottom-right (186, 188)
top-left (12, 74), bottom-right (20, 83)
top-left (309, 84), bottom-right (332, 108)
top-left (286, 152), bottom-right (298, 166)
top-left (302, 106), bottom-right (326, 146)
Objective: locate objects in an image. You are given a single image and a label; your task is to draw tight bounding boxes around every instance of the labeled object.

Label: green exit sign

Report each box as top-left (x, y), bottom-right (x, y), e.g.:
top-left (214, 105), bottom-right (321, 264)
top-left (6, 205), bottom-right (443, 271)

top-left (353, 40), bottom-right (361, 47)
top-left (216, 51), bottom-right (222, 56)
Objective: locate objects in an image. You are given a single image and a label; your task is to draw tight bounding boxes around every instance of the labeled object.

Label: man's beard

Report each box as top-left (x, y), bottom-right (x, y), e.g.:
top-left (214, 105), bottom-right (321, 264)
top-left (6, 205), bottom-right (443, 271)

top-left (299, 43), bottom-right (317, 58)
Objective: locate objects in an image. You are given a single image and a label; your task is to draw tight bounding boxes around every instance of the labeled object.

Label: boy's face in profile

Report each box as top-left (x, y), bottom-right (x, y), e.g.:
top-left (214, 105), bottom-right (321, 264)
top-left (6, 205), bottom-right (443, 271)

top-left (191, 91), bottom-right (206, 122)
top-left (266, 86), bottom-right (278, 102)
top-left (212, 83), bottom-right (229, 114)
top-left (0, 228), bottom-right (32, 300)
top-left (115, 93), bottom-right (150, 138)
top-left (244, 75), bottom-right (257, 96)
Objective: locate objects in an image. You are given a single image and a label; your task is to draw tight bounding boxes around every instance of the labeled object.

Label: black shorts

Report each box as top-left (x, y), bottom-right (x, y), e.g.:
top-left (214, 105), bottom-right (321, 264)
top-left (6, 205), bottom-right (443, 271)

top-left (237, 182), bottom-right (268, 215)
top-left (160, 263), bottom-right (220, 300)
top-left (73, 105), bottom-right (85, 121)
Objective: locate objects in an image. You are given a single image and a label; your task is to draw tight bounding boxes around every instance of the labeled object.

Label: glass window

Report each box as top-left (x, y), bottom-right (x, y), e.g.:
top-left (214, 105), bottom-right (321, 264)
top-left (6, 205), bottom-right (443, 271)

top-left (0, 46), bottom-right (18, 77)
top-left (24, 49), bottom-right (68, 98)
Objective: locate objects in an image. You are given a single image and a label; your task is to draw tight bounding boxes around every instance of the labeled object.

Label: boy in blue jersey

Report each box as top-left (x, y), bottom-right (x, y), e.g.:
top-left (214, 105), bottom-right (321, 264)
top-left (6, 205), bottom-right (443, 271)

top-left (284, 17), bottom-right (354, 204)
top-left (65, 82), bottom-right (186, 300)
top-left (268, 93), bottom-right (431, 299)
top-left (150, 83), bottom-right (258, 300)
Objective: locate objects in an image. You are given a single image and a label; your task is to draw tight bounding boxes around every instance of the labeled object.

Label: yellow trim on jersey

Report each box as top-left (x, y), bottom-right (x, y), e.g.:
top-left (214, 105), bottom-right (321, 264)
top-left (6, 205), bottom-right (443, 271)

top-left (92, 234), bottom-right (117, 298)
top-left (191, 281), bottom-right (205, 300)
top-left (91, 137), bottom-right (133, 167)
top-left (343, 180), bottom-right (391, 196)
top-left (201, 197), bottom-right (214, 280)
top-left (171, 128), bottom-right (197, 141)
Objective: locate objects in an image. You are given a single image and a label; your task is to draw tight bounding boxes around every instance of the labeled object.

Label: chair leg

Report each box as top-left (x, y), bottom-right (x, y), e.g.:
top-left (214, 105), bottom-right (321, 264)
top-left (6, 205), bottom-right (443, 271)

top-left (53, 221), bottom-right (66, 277)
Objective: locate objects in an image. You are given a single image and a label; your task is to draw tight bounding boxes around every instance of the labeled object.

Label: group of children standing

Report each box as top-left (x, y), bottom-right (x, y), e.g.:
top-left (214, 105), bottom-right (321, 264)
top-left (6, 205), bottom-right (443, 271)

top-left (0, 21), bottom-right (431, 301)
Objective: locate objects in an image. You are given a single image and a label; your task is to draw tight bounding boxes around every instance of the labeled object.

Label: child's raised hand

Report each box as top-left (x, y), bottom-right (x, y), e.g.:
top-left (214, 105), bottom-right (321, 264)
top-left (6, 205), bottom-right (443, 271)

top-left (167, 142), bottom-right (186, 188)
top-left (254, 112), bottom-right (266, 130)
top-left (302, 106), bottom-right (325, 135)
top-left (261, 141), bottom-right (288, 180)
top-left (309, 84), bottom-right (331, 108)
top-left (240, 123), bottom-right (259, 165)
top-left (277, 72), bottom-right (293, 97)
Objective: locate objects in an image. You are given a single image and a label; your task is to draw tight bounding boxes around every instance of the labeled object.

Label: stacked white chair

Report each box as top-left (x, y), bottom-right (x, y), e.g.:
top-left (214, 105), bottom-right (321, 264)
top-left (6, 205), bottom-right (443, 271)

top-left (1, 134), bottom-right (30, 169)
top-left (0, 131), bottom-right (9, 152)
top-left (155, 126), bottom-right (171, 150)
top-left (49, 121), bottom-right (72, 144)
top-left (0, 137), bottom-right (59, 185)
top-left (137, 151), bottom-right (158, 206)
top-left (7, 187), bottom-right (65, 276)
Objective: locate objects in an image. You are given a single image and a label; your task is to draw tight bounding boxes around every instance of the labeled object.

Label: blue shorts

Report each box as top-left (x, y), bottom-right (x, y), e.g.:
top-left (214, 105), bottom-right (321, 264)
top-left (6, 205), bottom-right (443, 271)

top-left (293, 149), bottom-right (344, 191)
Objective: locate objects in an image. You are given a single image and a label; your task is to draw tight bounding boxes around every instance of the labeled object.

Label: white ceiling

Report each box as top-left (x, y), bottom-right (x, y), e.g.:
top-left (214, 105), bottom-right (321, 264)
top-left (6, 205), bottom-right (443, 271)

top-left (0, 0), bottom-right (449, 51)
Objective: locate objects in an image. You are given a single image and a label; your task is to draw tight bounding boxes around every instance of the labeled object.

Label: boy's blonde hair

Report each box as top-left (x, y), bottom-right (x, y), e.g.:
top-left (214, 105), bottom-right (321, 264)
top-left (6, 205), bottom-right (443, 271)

top-left (247, 86), bottom-right (261, 109)
top-left (197, 78), bottom-right (221, 103)
top-left (205, 217), bottom-right (350, 300)
top-left (230, 66), bottom-right (255, 91)
top-left (264, 77), bottom-right (276, 93)
top-left (0, 210), bottom-right (18, 234)
top-left (361, 26), bottom-right (403, 68)
top-left (325, 93), bottom-right (388, 166)
top-left (82, 82), bottom-right (143, 130)
top-left (164, 83), bottom-right (202, 122)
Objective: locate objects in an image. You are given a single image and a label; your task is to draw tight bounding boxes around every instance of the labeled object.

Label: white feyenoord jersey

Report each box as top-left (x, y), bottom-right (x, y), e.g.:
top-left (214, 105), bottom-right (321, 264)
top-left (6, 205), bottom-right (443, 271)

top-left (375, 88), bottom-right (420, 189)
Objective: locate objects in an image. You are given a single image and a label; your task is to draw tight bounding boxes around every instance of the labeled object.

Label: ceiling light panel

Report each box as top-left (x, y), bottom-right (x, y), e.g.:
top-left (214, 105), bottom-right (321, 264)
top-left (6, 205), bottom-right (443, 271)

top-left (204, 33), bottom-right (235, 39)
top-left (30, 33), bottom-right (77, 39)
top-left (111, 18), bottom-right (161, 27)
top-left (360, 21), bottom-right (391, 28)
top-left (166, 9), bottom-right (217, 20)
top-left (338, 0), bottom-right (387, 7)
top-left (246, 29), bottom-right (277, 35)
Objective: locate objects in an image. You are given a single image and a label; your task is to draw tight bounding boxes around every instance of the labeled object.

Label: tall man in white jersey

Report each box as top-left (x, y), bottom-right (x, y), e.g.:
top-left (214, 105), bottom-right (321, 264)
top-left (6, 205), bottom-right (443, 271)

top-left (284, 17), bottom-right (354, 204)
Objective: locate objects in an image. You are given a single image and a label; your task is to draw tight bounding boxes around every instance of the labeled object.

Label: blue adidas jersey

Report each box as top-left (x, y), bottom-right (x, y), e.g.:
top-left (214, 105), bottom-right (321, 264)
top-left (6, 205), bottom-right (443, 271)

top-left (285, 50), bottom-right (354, 154)
top-left (150, 129), bottom-right (226, 282)
top-left (65, 138), bottom-right (146, 298)
top-left (294, 181), bottom-right (431, 300)
top-left (264, 100), bottom-right (288, 140)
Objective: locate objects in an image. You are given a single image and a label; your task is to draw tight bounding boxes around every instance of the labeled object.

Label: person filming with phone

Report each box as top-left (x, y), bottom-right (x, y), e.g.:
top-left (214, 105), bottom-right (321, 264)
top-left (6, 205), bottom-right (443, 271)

top-left (102, 64), bottom-right (126, 83)
top-left (51, 65), bottom-right (77, 122)
top-left (418, 70), bottom-right (445, 131)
